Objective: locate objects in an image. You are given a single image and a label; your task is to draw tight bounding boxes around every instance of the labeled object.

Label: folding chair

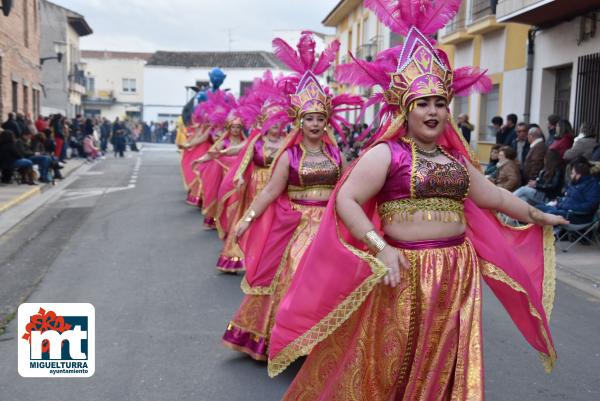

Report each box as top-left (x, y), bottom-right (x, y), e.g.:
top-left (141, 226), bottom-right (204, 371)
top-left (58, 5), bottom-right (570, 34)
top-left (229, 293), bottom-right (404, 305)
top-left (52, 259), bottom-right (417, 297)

top-left (556, 209), bottom-right (600, 252)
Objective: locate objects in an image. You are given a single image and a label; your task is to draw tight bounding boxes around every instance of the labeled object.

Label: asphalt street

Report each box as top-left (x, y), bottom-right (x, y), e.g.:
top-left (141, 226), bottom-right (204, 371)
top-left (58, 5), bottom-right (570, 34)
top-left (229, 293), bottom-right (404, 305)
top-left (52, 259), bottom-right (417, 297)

top-left (0, 143), bottom-right (598, 401)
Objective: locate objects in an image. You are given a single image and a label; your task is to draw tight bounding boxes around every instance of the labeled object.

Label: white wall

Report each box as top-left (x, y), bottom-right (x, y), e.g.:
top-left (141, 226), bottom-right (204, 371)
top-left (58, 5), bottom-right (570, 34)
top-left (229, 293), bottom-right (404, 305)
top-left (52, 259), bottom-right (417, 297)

top-left (143, 66), bottom-right (289, 122)
top-left (502, 67), bottom-right (527, 121)
top-left (480, 30), bottom-right (505, 75)
top-left (530, 19), bottom-right (600, 125)
top-left (83, 57), bottom-right (146, 104)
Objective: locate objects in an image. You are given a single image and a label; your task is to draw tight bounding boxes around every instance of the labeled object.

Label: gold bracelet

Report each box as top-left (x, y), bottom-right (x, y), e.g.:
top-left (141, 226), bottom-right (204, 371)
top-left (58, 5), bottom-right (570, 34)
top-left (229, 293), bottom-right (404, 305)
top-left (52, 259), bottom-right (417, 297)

top-left (363, 230), bottom-right (387, 254)
top-left (243, 209), bottom-right (256, 223)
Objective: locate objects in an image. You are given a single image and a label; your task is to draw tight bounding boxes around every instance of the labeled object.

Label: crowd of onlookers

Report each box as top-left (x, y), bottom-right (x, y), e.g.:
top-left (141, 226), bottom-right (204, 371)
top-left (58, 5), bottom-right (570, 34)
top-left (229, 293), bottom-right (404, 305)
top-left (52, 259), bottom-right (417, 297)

top-left (482, 113), bottom-right (600, 226)
top-left (0, 112), bottom-right (145, 186)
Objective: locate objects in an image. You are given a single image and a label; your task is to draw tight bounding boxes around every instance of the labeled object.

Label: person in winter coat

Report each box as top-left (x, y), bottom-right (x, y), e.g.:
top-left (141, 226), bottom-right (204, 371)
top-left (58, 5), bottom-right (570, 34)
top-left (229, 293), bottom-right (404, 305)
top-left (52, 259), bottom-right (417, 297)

top-left (537, 157), bottom-right (600, 224)
top-left (492, 146), bottom-right (521, 192)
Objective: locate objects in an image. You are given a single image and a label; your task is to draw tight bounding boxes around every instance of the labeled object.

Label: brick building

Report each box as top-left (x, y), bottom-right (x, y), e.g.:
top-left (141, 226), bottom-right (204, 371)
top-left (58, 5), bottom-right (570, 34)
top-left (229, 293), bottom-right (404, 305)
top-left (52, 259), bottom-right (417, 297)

top-left (0, 0), bottom-right (42, 121)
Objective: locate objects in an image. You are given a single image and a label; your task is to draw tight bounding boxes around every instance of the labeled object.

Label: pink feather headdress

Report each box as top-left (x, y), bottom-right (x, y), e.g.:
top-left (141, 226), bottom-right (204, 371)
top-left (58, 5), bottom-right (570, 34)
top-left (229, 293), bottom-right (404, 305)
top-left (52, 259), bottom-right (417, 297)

top-left (268, 31), bottom-right (364, 137)
top-left (338, 0), bottom-right (492, 114)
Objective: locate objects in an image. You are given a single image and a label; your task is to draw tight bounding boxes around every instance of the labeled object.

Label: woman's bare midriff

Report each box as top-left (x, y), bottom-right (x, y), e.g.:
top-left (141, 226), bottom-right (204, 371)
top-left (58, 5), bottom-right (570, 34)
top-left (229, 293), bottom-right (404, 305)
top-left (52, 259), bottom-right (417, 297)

top-left (382, 211), bottom-right (465, 242)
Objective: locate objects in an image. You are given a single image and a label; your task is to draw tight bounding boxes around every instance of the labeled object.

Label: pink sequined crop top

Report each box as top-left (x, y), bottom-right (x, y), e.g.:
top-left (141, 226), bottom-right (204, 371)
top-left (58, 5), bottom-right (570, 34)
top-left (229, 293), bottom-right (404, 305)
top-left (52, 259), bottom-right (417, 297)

top-left (286, 143), bottom-right (341, 201)
top-left (377, 138), bottom-right (470, 223)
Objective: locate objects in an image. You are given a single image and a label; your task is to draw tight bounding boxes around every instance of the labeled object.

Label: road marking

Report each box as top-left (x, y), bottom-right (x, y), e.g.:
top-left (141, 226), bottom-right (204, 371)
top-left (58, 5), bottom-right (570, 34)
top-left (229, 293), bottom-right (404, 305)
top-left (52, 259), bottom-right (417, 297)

top-left (81, 171), bottom-right (105, 176)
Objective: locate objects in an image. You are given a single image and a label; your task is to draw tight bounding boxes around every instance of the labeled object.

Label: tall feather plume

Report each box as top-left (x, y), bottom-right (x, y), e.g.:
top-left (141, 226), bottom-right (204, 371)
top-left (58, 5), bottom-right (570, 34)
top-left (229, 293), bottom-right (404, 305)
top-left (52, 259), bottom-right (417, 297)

top-left (452, 66), bottom-right (493, 96)
top-left (364, 0), bottom-right (409, 35)
top-left (417, 0), bottom-right (462, 35)
top-left (366, 0), bottom-right (461, 36)
top-left (272, 38), bottom-right (305, 74)
top-left (313, 39), bottom-right (340, 75)
top-left (297, 31), bottom-right (316, 71)
top-left (335, 51), bottom-right (392, 88)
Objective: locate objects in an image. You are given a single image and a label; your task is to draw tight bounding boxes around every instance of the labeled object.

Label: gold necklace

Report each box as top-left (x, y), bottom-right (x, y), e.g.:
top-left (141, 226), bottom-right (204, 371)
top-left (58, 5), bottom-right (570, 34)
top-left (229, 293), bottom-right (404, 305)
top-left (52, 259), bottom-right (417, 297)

top-left (415, 145), bottom-right (441, 157)
top-left (304, 146), bottom-right (323, 156)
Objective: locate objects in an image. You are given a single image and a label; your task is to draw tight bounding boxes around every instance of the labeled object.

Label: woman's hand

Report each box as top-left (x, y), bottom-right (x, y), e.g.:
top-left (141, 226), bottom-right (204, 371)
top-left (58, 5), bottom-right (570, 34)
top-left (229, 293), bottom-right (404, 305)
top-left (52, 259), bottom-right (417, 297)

top-left (529, 206), bottom-right (569, 226)
top-left (235, 220), bottom-right (250, 239)
top-left (376, 246), bottom-right (410, 287)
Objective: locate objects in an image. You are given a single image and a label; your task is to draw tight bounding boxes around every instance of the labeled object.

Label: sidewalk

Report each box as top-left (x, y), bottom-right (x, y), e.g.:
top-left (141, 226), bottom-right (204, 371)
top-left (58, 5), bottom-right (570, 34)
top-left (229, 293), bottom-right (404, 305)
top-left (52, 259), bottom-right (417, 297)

top-left (555, 241), bottom-right (600, 299)
top-left (0, 159), bottom-right (86, 214)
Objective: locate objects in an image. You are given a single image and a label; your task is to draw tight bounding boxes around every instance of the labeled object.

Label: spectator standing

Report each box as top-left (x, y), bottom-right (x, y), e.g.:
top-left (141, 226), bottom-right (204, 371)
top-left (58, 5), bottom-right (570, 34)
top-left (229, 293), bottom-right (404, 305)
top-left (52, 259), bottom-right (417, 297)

top-left (457, 113), bottom-right (474, 144)
top-left (546, 114), bottom-right (560, 146)
top-left (549, 119), bottom-right (575, 159)
top-left (35, 115), bottom-right (48, 132)
top-left (492, 116), bottom-right (505, 144)
top-left (2, 113), bottom-right (22, 137)
top-left (99, 118), bottom-right (111, 154)
top-left (564, 122), bottom-right (598, 162)
top-left (522, 126), bottom-right (546, 182)
top-left (502, 113), bottom-right (518, 146)
top-left (493, 145), bottom-right (521, 192)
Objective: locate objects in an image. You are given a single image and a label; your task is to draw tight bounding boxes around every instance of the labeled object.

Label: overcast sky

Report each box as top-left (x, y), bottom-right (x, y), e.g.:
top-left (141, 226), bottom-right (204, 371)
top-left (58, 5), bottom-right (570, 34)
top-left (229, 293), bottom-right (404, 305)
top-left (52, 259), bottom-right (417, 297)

top-left (51, 0), bottom-right (337, 52)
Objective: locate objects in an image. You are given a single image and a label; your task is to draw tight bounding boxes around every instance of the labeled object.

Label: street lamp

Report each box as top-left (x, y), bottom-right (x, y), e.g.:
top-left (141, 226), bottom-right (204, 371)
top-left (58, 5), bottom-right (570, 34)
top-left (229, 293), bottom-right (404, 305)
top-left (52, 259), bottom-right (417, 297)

top-left (40, 42), bottom-right (67, 65)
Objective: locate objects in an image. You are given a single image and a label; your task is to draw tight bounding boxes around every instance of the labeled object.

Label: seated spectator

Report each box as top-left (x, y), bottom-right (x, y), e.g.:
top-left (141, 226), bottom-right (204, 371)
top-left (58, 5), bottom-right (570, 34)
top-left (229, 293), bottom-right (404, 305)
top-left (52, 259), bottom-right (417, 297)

top-left (457, 113), bottom-right (474, 144)
top-left (1, 112), bottom-right (22, 137)
top-left (492, 146), bottom-right (521, 192)
top-left (514, 150), bottom-right (563, 204)
top-left (536, 157), bottom-right (600, 224)
top-left (0, 130), bottom-right (36, 184)
top-left (82, 133), bottom-right (99, 160)
top-left (17, 130), bottom-right (52, 183)
top-left (484, 144), bottom-right (502, 179)
top-left (511, 122), bottom-right (530, 166)
top-left (593, 143), bottom-right (600, 162)
top-left (549, 119), bottom-right (575, 159)
top-left (564, 122), bottom-right (598, 162)
top-left (522, 126), bottom-right (546, 182)
top-left (492, 116), bottom-right (505, 144)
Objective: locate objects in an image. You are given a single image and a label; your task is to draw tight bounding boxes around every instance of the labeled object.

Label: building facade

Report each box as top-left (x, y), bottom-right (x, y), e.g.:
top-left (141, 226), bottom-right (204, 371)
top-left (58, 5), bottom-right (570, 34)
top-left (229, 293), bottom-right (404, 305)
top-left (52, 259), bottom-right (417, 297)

top-left (438, 0), bottom-right (531, 160)
top-left (497, 0), bottom-right (600, 138)
top-left (143, 51), bottom-right (289, 124)
top-left (81, 51), bottom-right (152, 121)
top-left (0, 0), bottom-right (42, 120)
top-left (39, 0), bottom-right (92, 117)
top-left (322, 0), bottom-right (397, 124)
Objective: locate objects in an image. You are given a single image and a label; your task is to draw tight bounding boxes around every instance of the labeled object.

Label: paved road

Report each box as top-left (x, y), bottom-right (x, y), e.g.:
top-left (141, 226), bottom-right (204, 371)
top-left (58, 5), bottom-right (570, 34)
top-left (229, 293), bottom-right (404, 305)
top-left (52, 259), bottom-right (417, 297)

top-left (0, 143), bottom-right (598, 401)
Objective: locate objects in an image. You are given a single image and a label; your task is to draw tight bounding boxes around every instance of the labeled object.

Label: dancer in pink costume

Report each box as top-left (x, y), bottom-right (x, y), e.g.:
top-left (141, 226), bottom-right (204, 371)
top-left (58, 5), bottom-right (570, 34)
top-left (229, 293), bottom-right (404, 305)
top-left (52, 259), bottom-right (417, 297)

top-left (267, 2), bottom-right (565, 400)
top-left (221, 32), bottom-right (362, 360)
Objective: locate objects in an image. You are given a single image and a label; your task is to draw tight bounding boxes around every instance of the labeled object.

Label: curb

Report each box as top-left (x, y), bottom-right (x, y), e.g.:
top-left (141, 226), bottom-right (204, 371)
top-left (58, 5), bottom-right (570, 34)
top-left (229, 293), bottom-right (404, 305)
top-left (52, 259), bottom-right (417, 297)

top-left (0, 161), bottom-right (86, 215)
top-left (556, 264), bottom-right (600, 300)
top-left (0, 186), bottom-right (41, 214)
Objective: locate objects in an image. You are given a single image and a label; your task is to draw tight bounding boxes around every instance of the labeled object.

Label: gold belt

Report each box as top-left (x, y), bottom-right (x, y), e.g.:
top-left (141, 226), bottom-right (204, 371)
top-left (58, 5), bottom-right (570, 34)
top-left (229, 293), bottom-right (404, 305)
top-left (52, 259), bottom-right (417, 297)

top-left (378, 198), bottom-right (465, 223)
top-left (287, 185), bottom-right (334, 201)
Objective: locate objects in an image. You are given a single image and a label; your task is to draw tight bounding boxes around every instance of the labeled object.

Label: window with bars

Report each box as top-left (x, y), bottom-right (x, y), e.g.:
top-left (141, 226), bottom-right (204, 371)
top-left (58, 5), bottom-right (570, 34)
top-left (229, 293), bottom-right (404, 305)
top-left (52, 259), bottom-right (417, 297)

top-left (479, 84), bottom-right (500, 142)
top-left (554, 66), bottom-right (572, 119)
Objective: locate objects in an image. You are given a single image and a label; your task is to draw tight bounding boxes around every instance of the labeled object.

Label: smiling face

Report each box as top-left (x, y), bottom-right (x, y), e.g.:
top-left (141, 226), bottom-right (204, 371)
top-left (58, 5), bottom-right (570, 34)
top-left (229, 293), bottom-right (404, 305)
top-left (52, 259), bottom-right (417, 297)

top-left (406, 96), bottom-right (449, 144)
top-left (229, 118), bottom-right (243, 137)
top-left (301, 112), bottom-right (327, 141)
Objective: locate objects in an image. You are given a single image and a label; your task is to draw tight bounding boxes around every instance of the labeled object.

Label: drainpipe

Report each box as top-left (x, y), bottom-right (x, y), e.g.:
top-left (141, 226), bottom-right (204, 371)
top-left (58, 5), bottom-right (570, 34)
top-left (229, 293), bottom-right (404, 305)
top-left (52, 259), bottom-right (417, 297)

top-left (523, 28), bottom-right (538, 124)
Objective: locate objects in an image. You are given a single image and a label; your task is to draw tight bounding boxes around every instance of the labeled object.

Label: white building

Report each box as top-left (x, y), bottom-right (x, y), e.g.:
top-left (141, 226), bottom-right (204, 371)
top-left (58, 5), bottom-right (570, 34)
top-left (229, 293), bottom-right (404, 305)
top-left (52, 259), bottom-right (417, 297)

top-left (81, 50), bottom-right (152, 120)
top-left (497, 0), bottom-right (600, 135)
top-left (143, 51), bottom-right (289, 124)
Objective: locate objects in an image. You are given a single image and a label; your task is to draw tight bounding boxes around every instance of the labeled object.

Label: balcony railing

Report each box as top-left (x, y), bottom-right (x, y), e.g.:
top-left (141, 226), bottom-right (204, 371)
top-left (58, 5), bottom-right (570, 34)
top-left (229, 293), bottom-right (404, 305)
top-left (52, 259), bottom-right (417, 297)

top-left (470, 0), bottom-right (496, 23)
top-left (496, 0), bottom-right (549, 20)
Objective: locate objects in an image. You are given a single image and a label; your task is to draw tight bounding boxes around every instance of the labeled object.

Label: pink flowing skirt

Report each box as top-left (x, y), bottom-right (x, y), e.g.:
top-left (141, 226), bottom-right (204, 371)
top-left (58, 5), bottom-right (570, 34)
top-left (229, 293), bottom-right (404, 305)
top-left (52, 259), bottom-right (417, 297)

top-left (280, 235), bottom-right (484, 401)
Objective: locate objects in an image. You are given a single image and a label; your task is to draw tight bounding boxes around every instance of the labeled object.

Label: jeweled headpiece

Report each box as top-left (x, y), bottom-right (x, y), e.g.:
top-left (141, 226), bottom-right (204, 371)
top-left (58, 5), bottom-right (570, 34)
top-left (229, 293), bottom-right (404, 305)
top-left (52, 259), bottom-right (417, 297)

top-left (390, 27), bottom-right (453, 108)
top-left (289, 71), bottom-right (332, 119)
